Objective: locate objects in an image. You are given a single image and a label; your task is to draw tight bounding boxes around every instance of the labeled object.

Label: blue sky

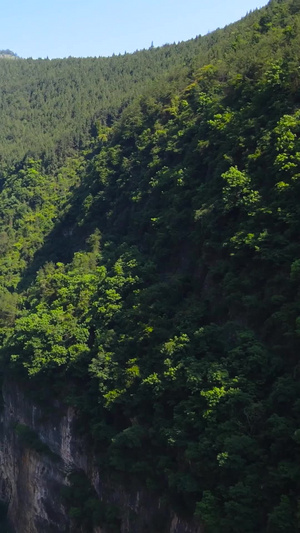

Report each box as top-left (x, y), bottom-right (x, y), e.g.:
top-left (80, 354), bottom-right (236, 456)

top-left (1, 0), bottom-right (268, 59)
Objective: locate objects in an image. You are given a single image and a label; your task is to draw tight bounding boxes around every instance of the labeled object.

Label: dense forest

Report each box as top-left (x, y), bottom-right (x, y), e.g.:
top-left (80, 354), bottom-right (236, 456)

top-left (1, 0), bottom-right (300, 531)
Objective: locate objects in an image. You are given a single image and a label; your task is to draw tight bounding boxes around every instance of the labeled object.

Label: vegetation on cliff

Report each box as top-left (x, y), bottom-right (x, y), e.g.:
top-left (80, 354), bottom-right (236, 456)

top-left (1, 0), bottom-right (300, 531)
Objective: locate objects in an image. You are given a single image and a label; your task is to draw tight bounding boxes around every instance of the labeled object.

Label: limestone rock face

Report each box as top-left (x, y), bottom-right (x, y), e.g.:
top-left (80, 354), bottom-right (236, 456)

top-left (0, 381), bottom-right (202, 533)
top-left (0, 382), bottom-right (73, 532)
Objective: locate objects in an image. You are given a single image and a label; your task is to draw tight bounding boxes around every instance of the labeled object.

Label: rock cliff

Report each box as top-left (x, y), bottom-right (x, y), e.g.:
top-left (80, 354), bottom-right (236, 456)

top-left (0, 381), bottom-right (202, 532)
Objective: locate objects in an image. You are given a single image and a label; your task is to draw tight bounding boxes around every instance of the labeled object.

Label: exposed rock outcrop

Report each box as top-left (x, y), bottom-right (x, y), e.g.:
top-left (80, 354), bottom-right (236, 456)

top-left (0, 381), bottom-right (202, 533)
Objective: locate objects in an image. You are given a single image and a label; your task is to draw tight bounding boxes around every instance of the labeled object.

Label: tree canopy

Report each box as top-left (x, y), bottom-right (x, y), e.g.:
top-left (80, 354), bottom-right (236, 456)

top-left (2, 1), bottom-right (300, 531)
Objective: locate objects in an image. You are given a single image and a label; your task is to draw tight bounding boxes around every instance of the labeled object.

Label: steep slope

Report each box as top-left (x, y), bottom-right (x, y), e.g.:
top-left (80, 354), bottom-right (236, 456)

top-left (1, 0), bottom-right (300, 531)
top-left (0, 0), bottom-right (278, 167)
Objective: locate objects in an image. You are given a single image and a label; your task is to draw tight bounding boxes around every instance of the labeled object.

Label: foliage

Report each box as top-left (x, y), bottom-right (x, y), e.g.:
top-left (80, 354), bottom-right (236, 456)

top-left (2, 1), bottom-right (300, 531)
top-left (14, 423), bottom-right (58, 458)
top-left (61, 470), bottom-right (121, 532)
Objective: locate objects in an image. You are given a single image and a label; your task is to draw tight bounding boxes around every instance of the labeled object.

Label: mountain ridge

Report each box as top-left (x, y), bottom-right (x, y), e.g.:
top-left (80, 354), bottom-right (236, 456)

top-left (0, 49), bottom-right (18, 59)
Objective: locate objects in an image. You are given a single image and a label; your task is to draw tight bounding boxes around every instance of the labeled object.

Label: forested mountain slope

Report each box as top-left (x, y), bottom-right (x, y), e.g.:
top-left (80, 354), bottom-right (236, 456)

top-left (1, 0), bottom-right (300, 531)
top-left (0, 0), bottom-right (290, 166)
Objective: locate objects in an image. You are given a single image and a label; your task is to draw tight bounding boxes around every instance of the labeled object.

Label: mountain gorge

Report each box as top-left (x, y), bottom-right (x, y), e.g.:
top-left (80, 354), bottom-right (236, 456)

top-left (1, 0), bottom-right (300, 531)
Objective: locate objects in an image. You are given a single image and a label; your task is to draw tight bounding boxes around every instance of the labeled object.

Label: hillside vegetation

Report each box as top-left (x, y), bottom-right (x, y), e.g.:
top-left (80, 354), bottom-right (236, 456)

top-left (1, 0), bottom-right (300, 531)
top-left (0, 1), bottom-right (282, 166)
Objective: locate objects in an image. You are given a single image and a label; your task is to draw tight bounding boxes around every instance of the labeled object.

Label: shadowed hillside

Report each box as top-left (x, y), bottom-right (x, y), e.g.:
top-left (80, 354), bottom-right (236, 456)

top-left (1, 1), bottom-right (300, 531)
